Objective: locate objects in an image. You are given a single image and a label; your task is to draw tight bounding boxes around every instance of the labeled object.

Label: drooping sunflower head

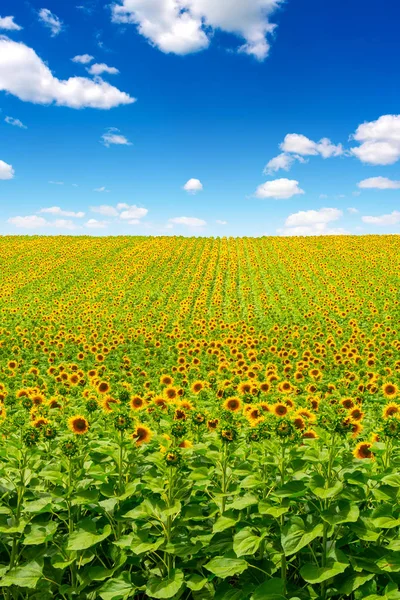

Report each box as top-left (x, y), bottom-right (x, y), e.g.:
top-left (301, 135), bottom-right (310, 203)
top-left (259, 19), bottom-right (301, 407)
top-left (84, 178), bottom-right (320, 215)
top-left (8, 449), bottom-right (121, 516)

top-left (68, 415), bottom-right (89, 435)
top-left (132, 424), bottom-right (152, 446)
top-left (303, 429), bottom-right (318, 439)
top-left (353, 441), bottom-right (374, 460)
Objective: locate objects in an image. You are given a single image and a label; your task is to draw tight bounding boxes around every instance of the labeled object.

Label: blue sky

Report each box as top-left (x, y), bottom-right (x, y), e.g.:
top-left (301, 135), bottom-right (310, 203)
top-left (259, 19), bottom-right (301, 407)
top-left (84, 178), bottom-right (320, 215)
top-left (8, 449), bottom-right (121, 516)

top-left (0, 0), bottom-right (400, 236)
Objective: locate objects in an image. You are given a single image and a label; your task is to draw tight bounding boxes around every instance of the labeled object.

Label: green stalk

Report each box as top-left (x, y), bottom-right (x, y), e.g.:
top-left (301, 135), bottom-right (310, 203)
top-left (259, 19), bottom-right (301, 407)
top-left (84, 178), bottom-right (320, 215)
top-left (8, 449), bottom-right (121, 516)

top-left (279, 443), bottom-right (287, 596)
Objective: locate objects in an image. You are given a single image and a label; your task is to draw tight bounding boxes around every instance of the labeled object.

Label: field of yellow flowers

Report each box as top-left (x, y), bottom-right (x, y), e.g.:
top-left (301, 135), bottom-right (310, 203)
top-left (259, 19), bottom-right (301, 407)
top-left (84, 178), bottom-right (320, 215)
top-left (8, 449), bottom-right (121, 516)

top-left (1, 234), bottom-right (400, 600)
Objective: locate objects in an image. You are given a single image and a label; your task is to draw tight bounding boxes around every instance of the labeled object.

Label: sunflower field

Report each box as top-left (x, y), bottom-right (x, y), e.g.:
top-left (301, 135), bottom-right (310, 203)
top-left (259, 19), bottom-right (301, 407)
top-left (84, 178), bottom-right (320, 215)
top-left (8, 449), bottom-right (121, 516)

top-left (1, 234), bottom-right (400, 600)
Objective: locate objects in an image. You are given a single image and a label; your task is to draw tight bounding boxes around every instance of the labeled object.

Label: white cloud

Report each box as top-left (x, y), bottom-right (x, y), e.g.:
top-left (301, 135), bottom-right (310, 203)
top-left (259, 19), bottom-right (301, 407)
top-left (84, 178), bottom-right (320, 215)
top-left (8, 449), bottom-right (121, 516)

top-left (254, 178), bottom-right (304, 200)
top-left (101, 128), bottom-right (132, 146)
top-left (111, 0), bottom-right (284, 61)
top-left (216, 220), bottom-right (227, 224)
top-left (362, 211), bottom-right (400, 226)
top-left (277, 223), bottom-right (349, 236)
top-left (183, 178), bottom-right (203, 194)
top-left (264, 153), bottom-right (296, 174)
top-left (0, 16), bottom-right (23, 31)
top-left (0, 159), bottom-right (14, 180)
top-left (38, 8), bottom-right (63, 36)
top-left (119, 205), bottom-right (148, 220)
top-left (5, 116), bottom-right (27, 128)
top-left (86, 218), bottom-right (107, 228)
top-left (48, 181), bottom-right (64, 185)
top-left (0, 38), bottom-right (134, 109)
top-left (347, 207), bottom-right (359, 214)
top-left (280, 133), bottom-right (343, 158)
top-left (278, 207), bottom-right (346, 236)
top-left (54, 219), bottom-right (78, 230)
top-left (358, 176), bottom-right (400, 190)
top-left (72, 54), bottom-right (94, 64)
top-left (350, 115), bottom-right (400, 165)
top-left (8, 215), bottom-right (48, 229)
top-left (285, 207), bottom-right (342, 227)
top-left (88, 63), bottom-right (119, 75)
top-left (116, 203), bottom-right (129, 210)
top-left (39, 206), bottom-right (85, 217)
top-left (91, 205), bottom-right (119, 216)
top-left (94, 186), bottom-right (110, 192)
top-left (169, 216), bottom-right (206, 227)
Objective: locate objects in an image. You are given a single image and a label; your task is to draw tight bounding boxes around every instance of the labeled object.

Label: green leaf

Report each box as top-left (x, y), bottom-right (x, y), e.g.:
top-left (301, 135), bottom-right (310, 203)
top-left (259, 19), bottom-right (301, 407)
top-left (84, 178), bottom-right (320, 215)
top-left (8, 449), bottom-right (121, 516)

top-left (23, 496), bottom-right (52, 514)
top-left (213, 512), bottom-right (238, 533)
top-left (228, 494), bottom-right (258, 510)
top-left (98, 573), bottom-right (136, 600)
top-left (204, 557), bottom-right (248, 578)
top-left (186, 575), bottom-right (207, 591)
top-left (240, 475), bottom-right (263, 489)
top-left (338, 572), bottom-right (375, 595)
top-left (377, 553), bottom-right (400, 572)
top-left (381, 475), bottom-right (400, 487)
top-left (67, 520), bottom-right (111, 551)
top-left (146, 569), bottom-right (185, 599)
top-left (233, 528), bottom-right (264, 558)
top-left (1, 560), bottom-right (43, 589)
top-left (258, 501), bottom-right (289, 519)
top-left (309, 474), bottom-right (343, 499)
top-left (251, 578), bottom-right (285, 600)
top-left (281, 517), bottom-right (324, 556)
top-left (321, 501), bottom-right (359, 526)
top-left (274, 481), bottom-right (307, 498)
top-left (23, 521), bottom-right (58, 545)
top-left (300, 552), bottom-right (349, 583)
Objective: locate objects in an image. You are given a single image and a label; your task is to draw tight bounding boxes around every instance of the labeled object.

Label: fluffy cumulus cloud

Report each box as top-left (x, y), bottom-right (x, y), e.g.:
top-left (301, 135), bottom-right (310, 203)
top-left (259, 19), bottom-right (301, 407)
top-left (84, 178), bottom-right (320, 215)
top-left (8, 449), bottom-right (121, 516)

top-left (357, 176), bottom-right (400, 190)
top-left (169, 216), bottom-right (206, 227)
top-left (5, 116), bottom-right (27, 128)
top-left (277, 207), bottom-right (347, 236)
top-left (183, 178), bottom-right (203, 194)
top-left (72, 54), bottom-right (94, 64)
top-left (38, 8), bottom-right (63, 36)
top-left (362, 211), bottom-right (400, 226)
top-left (280, 134), bottom-right (344, 158)
top-left (88, 63), bottom-right (119, 76)
top-left (254, 178), bottom-right (304, 200)
top-left (0, 159), bottom-right (14, 180)
top-left (85, 218), bottom-right (107, 228)
top-left (111, 0), bottom-right (284, 61)
top-left (350, 115), bottom-right (400, 165)
top-left (0, 38), bottom-right (134, 109)
top-left (101, 128), bottom-right (132, 146)
top-left (91, 203), bottom-right (148, 224)
top-left (8, 215), bottom-right (48, 229)
top-left (39, 206), bottom-right (85, 217)
top-left (264, 153), bottom-right (303, 174)
top-left (0, 16), bottom-right (23, 30)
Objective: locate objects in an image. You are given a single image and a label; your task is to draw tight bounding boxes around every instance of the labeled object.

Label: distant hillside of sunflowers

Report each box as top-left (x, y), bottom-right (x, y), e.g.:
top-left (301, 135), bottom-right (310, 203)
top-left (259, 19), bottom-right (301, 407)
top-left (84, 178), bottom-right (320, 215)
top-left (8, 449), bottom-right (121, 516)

top-left (1, 235), bottom-right (400, 600)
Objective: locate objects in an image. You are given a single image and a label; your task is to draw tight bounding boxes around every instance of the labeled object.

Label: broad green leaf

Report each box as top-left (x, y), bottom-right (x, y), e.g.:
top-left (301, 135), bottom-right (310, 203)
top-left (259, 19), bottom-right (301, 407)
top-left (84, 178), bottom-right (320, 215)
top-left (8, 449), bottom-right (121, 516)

top-left (204, 557), bottom-right (248, 578)
top-left (146, 569), bottom-right (184, 599)
top-left (281, 517), bottom-right (324, 556)
top-left (233, 528), bottom-right (264, 558)
top-left (228, 494), bottom-right (258, 510)
top-left (381, 475), bottom-right (400, 488)
top-left (301, 557), bottom-right (349, 583)
top-left (251, 578), bottom-right (285, 600)
top-left (23, 496), bottom-right (52, 514)
top-left (274, 481), bottom-right (307, 498)
top-left (1, 560), bottom-right (43, 589)
top-left (309, 474), bottom-right (343, 499)
top-left (258, 502), bottom-right (289, 518)
top-left (67, 521), bottom-right (111, 551)
top-left (377, 554), bottom-right (400, 572)
top-left (338, 572), bottom-right (375, 595)
top-left (98, 573), bottom-right (136, 600)
top-left (186, 574), bottom-right (207, 591)
top-left (23, 521), bottom-right (58, 545)
top-left (213, 512), bottom-right (238, 533)
top-left (321, 501), bottom-right (359, 526)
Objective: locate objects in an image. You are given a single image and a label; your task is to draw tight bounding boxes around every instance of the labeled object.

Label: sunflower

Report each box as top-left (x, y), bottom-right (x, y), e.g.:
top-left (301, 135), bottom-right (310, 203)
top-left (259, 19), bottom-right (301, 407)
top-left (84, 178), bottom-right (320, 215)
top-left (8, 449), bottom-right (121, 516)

top-left (164, 386), bottom-right (179, 401)
top-left (174, 408), bottom-right (187, 421)
top-left (191, 380), bottom-right (205, 394)
top-left (179, 439), bottom-right (193, 449)
top-left (132, 424), bottom-right (152, 446)
top-left (303, 429), bottom-right (318, 439)
top-left (293, 415), bottom-right (306, 430)
top-left (383, 402), bottom-right (400, 419)
top-left (207, 418), bottom-right (219, 430)
top-left (353, 441), bottom-right (374, 460)
top-left (160, 375), bottom-right (173, 386)
top-left (371, 432), bottom-right (380, 443)
top-left (33, 417), bottom-right (50, 428)
top-left (272, 402), bottom-right (289, 417)
top-left (278, 381), bottom-right (293, 394)
top-left (223, 397), bottom-right (242, 412)
top-left (349, 407), bottom-right (364, 422)
top-left (350, 421), bottom-right (363, 438)
top-left (238, 382), bottom-right (252, 395)
top-left (153, 396), bottom-right (168, 410)
top-left (97, 381), bottom-right (110, 394)
top-left (341, 398), bottom-right (354, 410)
top-left (383, 383), bottom-right (398, 399)
top-left (130, 396), bottom-right (145, 411)
top-left (259, 382), bottom-right (270, 393)
top-left (68, 415), bottom-right (89, 435)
